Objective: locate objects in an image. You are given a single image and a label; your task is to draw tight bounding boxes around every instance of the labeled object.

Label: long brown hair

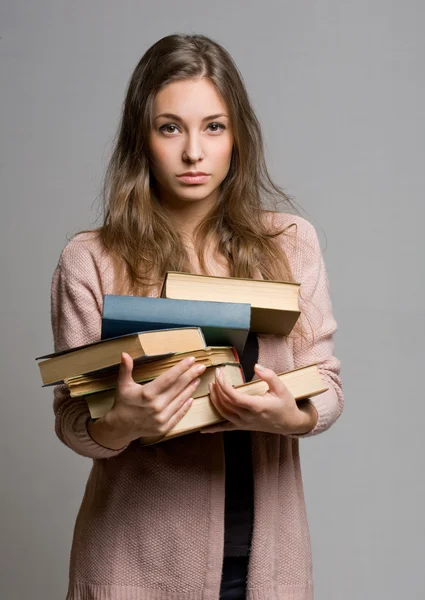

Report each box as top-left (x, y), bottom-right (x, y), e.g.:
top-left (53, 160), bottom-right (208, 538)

top-left (83, 33), bottom-right (318, 341)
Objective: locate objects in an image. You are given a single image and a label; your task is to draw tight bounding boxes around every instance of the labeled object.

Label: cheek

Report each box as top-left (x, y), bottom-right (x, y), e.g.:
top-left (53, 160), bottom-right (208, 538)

top-left (148, 137), bottom-right (174, 172)
top-left (214, 141), bottom-right (234, 171)
top-left (151, 145), bottom-right (169, 168)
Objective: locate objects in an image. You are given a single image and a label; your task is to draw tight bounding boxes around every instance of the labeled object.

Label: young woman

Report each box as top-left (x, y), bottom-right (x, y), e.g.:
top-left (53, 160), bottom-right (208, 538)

top-left (51, 33), bottom-right (344, 600)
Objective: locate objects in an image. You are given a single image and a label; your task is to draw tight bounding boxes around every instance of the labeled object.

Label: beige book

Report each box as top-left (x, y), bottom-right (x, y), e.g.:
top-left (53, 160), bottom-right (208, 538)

top-left (84, 363), bottom-right (245, 419)
top-left (66, 346), bottom-right (239, 397)
top-left (37, 327), bottom-right (206, 385)
top-left (161, 271), bottom-right (301, 336)
top-left (139, 364), bottom-right (327, 446)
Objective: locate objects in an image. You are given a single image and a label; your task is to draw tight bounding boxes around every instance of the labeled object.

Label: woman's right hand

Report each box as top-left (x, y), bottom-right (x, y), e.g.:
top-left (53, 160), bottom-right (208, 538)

top-left (87, 352), bottom-right (206, 449)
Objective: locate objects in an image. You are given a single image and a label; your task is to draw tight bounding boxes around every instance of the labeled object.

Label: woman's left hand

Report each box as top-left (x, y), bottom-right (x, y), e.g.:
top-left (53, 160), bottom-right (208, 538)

top-left (200, 363), bottom-right (317, 435)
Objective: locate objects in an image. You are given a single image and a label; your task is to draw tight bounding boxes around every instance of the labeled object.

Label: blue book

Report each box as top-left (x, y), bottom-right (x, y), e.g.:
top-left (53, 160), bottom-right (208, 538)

top-left (101, 295), bottom-right (251, 357)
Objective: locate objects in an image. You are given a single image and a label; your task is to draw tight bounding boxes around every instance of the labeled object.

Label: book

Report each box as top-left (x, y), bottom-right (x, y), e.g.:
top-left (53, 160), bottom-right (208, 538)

top-left (101, 294), bottom-right (251, 356)
top-left (84, 362), bottom-right (245, 419)
top-left (139, 364), bottom-right (328, 445)
top-left (160, 271), bottom-right (301, 336)
top-left (36, 327), bottom-right (207, 386)
top-left (65, 346), bottom-right (239, 397)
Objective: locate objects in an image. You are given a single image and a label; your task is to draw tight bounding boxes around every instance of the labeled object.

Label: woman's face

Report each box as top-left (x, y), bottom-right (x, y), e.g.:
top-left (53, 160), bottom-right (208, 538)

top-left (148, 78), bottom-right (234, 208)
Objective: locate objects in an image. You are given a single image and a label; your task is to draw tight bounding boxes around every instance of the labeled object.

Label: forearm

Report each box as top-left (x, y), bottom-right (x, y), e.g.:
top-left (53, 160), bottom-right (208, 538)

top-left (288, 384), bottom-right (343, 439)
top-left (54, 386), bottom-right (131, 459)
top-left (87, 415), bottom-right (133, 451)
top-left (289, 219), bottom-right (344, 439)
top-left (289, 399), bottom-right (319, 435)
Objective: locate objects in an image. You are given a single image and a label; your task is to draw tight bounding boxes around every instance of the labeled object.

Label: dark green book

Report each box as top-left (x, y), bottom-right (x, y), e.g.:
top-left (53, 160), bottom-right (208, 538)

top-left (101, 295), bottom-right (251, 357)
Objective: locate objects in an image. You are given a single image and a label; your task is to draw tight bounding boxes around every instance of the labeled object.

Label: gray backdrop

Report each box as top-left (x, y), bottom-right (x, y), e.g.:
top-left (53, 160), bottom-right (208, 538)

top-left (1, 1), bottom-right (424, 599)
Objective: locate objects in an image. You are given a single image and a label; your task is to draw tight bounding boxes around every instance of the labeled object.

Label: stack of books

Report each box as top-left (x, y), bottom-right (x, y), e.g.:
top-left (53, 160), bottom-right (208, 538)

top-left (37, 271), bottom-right (328, 445)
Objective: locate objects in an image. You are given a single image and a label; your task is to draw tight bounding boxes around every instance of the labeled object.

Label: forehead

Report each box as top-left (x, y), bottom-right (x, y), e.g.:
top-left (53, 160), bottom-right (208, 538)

top-left (152, 78), bottom-right (228, 119)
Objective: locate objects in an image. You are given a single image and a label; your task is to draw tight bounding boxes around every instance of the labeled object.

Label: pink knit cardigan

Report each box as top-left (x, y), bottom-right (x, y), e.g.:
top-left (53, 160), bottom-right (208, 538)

top-left (50, 212), bottom-right (343, 600)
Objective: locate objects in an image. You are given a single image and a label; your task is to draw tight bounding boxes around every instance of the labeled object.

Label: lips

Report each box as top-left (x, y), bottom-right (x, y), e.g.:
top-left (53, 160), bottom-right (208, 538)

top-left (177, 172), bottom-right (209, 177)
top-left (177, 173), bottom-right (210, 184)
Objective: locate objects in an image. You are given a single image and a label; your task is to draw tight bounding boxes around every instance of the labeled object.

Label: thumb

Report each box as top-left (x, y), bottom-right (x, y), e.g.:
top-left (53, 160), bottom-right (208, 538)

top-left (117, 352), bottom-right (135, 388)
top-left (254, 363), bottom-right (286, 396)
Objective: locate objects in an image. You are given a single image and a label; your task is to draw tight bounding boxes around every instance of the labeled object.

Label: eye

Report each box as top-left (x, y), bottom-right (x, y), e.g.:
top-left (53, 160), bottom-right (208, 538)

top-left (207, 122), bottom-right (226, 133)
top-left (159, 124), bottom-right (179, 135)
top-left (159, 122), bottom-right (226, 135)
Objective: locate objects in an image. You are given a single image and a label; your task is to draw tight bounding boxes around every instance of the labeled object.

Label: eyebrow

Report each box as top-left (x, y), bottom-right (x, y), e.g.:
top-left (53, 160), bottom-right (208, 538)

top-left (153, 113), bottom-right (229, 122)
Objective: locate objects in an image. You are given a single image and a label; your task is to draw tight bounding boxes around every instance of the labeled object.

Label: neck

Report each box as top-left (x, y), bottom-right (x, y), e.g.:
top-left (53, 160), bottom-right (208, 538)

top-left (159, 192), bottom-right (219, 244)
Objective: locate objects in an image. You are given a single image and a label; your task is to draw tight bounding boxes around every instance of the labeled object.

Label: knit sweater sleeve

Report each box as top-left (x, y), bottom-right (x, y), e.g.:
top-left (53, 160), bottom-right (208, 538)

top-left (288, 218), bottom-right (344, 438)
top-left (50, 234), bottom-right (130, 459)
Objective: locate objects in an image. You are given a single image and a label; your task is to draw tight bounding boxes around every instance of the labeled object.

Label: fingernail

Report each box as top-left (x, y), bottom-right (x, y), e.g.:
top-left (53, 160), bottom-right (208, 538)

top-left (255, 363), bottom-right (265, 371)
top-left (188, 356), bottom-right (196, 364)
top-left (193, 378), bottom-right (201, 387)
top-left (216, 367), bottom-right (222, 381)
top-left (196, 363), bottom-right (206, 374)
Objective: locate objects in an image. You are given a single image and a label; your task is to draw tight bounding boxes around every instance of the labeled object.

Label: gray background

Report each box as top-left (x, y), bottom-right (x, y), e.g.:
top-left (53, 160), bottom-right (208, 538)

top-left (1, 1), bottom-right (424, 599)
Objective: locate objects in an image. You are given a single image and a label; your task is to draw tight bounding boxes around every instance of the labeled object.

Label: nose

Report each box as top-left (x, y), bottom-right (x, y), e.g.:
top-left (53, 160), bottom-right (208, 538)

top-left (182, 131), bottom-right (204, 163)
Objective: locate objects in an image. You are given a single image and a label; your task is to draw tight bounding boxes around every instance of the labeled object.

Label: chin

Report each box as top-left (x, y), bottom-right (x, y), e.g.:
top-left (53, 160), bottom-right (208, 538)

top-left (173, 186), bottom-right (217, 202)
top-left (178, 193), bottom-right (214, 203)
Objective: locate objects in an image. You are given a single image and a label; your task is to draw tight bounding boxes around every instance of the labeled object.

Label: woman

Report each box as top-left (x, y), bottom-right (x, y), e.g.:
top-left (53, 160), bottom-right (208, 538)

top-left (51, 33), bottom-right (344, 600)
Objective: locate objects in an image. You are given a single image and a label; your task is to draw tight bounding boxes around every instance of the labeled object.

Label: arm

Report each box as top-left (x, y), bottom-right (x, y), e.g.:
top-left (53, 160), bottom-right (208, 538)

top-left (288, 219), bottom-right (344, 438)
top-left (289, 399), bottom-right (319, 435)
top-left (50, 234), bottom-right (131, 459)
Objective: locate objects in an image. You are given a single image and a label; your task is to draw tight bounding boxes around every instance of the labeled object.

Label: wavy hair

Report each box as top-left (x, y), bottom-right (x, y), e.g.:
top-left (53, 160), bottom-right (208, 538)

top-left (82, 33), bottom-right (318, 341)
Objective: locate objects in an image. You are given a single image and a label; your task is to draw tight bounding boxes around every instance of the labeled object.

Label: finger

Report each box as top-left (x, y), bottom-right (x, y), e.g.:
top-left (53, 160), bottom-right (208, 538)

top-left (147, 356), bottom-right (199, 396)
top-left (161, 395), bottom-right (194, 433)
top-left (116, 352), bottom-right (135, 389)
top-left (253, 363), bottom-right (288, 397)
top-left (215, 370), bottom-right (255, 413)
top-left (150, 362), bottom-right (207, 413)
top-left (159, 375), bottom-right (202, 423)
top-left (209, 382), bottom-right (241, 422)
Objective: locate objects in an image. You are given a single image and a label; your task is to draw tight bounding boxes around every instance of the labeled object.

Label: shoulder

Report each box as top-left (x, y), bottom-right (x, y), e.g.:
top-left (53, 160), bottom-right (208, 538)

top-left (58, 230), bottom-right (105, 267)
top-left (53, 230), bottom-right (114, 293)
top-left (261, 210), bottom-right (317, 238)
top-left (260, 210), bottom-right (325, 290)
top-left (57, 231), bottom-right (111, 274)
top-left (261, 210), bottom-right (320, 257)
